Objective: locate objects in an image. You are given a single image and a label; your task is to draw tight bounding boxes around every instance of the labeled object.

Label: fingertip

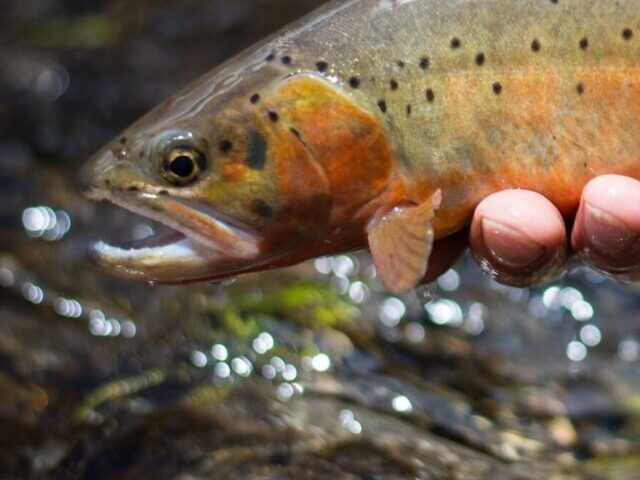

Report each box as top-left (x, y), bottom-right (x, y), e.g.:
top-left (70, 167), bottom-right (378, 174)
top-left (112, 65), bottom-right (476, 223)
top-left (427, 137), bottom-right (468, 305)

top-left (572, 175), bottom-right (640, 274)
top-left (580, 175), bottom-right (640, 232)
top-left (470, 190), bottom-right (567, 286)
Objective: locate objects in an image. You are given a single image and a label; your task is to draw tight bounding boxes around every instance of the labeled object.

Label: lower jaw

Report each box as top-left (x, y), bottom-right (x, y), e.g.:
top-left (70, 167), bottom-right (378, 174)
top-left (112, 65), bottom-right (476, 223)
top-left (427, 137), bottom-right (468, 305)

top-left (90, 231), bottom-right (232, 283)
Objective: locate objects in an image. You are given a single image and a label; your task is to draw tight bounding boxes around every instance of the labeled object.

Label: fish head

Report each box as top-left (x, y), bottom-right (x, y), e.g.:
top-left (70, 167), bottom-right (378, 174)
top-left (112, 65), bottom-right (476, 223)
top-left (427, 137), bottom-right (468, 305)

top-left (81, 67), bottom-right (397, 284)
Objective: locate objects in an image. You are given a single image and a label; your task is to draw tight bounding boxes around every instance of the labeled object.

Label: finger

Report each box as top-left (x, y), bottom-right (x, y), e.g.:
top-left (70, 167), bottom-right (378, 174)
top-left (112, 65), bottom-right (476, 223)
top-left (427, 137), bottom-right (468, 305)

top-left (470, 190), bottom-right (567, 287)
top-left (571, 175), bottom-right (640, 279)
top-left (422, 228), bottom-right (468, 283)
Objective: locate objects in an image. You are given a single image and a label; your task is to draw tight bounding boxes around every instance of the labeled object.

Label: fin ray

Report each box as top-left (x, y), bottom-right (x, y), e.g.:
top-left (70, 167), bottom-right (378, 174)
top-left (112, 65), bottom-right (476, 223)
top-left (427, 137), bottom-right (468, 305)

top-left (367, 190), bottom-right (442, 294)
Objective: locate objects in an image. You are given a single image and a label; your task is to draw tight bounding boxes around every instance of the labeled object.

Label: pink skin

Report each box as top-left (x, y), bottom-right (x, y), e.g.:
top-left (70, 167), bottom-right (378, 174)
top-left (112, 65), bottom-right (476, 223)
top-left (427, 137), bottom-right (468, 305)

top-left (424, 175), bottom-right (640, 286)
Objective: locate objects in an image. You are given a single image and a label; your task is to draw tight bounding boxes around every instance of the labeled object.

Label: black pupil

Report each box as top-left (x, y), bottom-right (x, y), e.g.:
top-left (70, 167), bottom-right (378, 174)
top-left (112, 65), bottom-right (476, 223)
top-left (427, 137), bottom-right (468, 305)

top-left (170, 155), bottom-right (195, 178)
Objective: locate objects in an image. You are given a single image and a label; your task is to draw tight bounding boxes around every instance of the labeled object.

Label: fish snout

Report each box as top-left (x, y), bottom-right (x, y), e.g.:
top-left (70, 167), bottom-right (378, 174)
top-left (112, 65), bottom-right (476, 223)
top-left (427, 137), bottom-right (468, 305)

top-left (78, 148), bottom-right (125, 200)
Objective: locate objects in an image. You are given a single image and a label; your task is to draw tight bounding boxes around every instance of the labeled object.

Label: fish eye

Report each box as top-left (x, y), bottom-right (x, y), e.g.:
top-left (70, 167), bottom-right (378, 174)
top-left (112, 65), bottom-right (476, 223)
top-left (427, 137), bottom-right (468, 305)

top-left (160, 145), bottom-right (207, 186)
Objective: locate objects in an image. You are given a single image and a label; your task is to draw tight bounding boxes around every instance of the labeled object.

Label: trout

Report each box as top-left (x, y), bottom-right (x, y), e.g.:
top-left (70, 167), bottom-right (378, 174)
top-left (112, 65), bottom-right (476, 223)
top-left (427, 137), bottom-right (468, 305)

top-left (81, 0), bottom-right (640, 294)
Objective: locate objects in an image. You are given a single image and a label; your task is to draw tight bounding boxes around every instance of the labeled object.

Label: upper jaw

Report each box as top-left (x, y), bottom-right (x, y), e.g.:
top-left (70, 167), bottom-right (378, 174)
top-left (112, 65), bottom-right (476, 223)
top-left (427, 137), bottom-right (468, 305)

top-left (87, 188), bottom-right (262, 283)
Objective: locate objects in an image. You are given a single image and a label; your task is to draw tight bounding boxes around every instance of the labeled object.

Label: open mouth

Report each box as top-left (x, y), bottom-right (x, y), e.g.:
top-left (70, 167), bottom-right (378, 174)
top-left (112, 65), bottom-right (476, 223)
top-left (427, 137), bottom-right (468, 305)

top-left (88, 191), bottom-right (261, 283)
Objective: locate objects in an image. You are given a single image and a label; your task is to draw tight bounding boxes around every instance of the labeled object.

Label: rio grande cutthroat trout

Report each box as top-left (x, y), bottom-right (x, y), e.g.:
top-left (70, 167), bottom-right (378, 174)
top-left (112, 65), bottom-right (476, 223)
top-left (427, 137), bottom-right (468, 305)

top-left (81, 0), bottom-right (640, 294)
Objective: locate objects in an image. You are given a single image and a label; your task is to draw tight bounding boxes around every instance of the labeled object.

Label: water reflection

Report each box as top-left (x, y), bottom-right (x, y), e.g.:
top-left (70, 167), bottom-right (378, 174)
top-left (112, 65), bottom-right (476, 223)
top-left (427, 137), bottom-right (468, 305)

top-left (22, 206), bottom-right (71, 241)
top-left (1, 258), bottom-right (138, 339)
top-left (567, 340), bottom-right (588, 362)
top-left (618, 338), bottom-right (640, 362)
top-left (391, 395), bottom-right (413, 414)
top-left (214, 362), bottom-right (231, 379)
top-left (340, 409), bottom-right (363, 434)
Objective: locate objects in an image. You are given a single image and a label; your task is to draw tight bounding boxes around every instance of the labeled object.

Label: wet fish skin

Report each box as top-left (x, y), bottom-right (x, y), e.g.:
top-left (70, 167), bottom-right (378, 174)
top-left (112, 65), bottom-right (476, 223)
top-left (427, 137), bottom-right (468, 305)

top-left (81, 0), bottom-right (640, 293)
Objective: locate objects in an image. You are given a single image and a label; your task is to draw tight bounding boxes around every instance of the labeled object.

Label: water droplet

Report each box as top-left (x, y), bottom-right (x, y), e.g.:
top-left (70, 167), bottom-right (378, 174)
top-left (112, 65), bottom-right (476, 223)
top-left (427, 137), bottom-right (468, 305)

top-left (214, 362), bottom-right (231, 378)
top-left (190, 350), bottom-right (208, 368)
top-left (277, 382), bottom-right (295, 401)
top-left (262, 364), bottom-right (277, 379)
top-left (231, 356), bottom-right (252, 377)
top-left (571, 300), bottom-right (594, 322)
top-left (391, 395), bottom-right (413, 413)
top-left (618, 338), bottom-right (639, 362)
top-left (579, 325), bottom-right (601, 347)
top-left (311, 353), bottom-right (331, 372)
top-left (405, 322), bottom-right (426, 342)
top-left (348, 281), bottom-right (369, 304)
top-left (437, 269), bottom-right (460, 292)
top-left (379, 297), bottom-right (406, 327)
top-left (426, 299), bottom-right (463, 326)
top-left (566, 341), bottom-right (587, 362)
top-left (22, 282), bottom-right (44, 304)
top-left (282, 364), bottom-right (297, 381)
top-left (414, 283), bottom-right (436, 302)
top-left (211, 344), bottom-right (228, 361)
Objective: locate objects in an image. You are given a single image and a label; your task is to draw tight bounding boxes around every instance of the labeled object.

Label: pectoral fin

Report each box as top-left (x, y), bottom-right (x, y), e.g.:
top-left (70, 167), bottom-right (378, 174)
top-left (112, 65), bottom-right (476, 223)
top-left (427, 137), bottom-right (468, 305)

top-left (367, 190), bottom-right (442, 295)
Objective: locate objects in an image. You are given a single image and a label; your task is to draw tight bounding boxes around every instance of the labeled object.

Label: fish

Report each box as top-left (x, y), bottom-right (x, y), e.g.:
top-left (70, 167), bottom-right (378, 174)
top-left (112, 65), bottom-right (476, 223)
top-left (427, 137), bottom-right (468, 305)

top-left (80, 0), bottom-right (640, 295)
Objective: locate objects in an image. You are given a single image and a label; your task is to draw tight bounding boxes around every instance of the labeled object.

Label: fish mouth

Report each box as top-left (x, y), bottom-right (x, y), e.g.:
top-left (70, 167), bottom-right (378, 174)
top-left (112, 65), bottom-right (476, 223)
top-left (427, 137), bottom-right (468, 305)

top-left (88, 190), bottom-right (261, 283)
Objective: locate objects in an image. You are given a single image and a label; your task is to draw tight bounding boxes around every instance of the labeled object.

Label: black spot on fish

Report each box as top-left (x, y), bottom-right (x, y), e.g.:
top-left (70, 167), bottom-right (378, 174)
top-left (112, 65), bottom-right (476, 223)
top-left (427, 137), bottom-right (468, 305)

top-left (290, 128), bottom-right (301, 139)
top-left (531, 39), bottom-right (541, 52)
top-left (406, 104), bottom-right (412, 116)
top-left (451, 37), bottom-right (461, 49)
top-left (377, 99), bottom-right (387, 113)
top-left (127, 185), bottom-right (139, 192)
top-left (251, 199), bottom-right (273, 217)
top-left (349, 77), bottom-right (361, 88)
top-left (576, 82), bottom-right (584, 95)
top-left (426, 88), bottom-right (435, 102)
top-left (289, 127), bottom-right (310, 149)
top-left (250, 93), bottom-right (260, 104)
top-left (579, 37), bottom-right (589, 50)
top-left (247, 130), bottom-right (268, 170)
top-left (550, 0), bottom-right (558, 4)
top-left (390, 79), bottom-right (399, 90)
top-left (219, 139), bottom-right (233, 153)
top-left (316, 61), bottom-right (328, 72)
top-left (158, 190), bottom-right (169, 195)
top-left (266, 52), bottom-right (275, 62)
top-left (493, 82), bottom-right (502, 95)
top-left (268, 111), bottom-right (279, 123)
top-left (119, 137), bottom-right (127, 145)
top-left (419, 57), bottom-right (430, 70)
top-left (623, 28), bottom-right (634, 40)
top-left (396, 60), bottom-right (405, 68)
top-left (475, 52), bottom-right (485, 66)
top-left (281, 55), bottom-right (292, 65)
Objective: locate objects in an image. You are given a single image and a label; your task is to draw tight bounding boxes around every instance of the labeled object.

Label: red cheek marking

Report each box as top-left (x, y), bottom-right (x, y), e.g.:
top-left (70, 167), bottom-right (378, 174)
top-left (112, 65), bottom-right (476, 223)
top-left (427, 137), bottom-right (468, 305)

top-left (272, 76), bottom-right (399, 223)
top-left (222, 163), bottom-right (248, 182)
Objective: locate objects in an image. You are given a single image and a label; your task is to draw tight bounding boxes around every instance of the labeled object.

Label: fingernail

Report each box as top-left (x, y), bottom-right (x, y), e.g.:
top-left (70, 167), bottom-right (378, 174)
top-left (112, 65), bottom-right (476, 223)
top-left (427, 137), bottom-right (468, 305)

top-left (481, 218), bottom-right (546, 269)
top-left (582, 203), bottom-right (639, 257)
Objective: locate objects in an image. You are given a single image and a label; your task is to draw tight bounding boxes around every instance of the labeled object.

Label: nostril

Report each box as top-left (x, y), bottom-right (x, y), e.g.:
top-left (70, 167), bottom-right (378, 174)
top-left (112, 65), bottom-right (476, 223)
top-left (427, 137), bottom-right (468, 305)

top-left (111, 145), bottom-right (129, 161)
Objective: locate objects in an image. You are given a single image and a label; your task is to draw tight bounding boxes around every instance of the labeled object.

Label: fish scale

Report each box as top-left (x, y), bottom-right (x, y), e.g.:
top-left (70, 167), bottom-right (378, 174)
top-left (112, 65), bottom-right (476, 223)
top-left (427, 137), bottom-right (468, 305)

top-left (81, 0), bottom-right (640, 294)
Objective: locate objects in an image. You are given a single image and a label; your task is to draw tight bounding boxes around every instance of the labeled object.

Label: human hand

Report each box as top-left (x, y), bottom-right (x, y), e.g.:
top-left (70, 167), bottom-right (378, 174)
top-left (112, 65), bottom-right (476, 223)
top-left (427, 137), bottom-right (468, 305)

top-left (424, 175), bottom-right (640, 287)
